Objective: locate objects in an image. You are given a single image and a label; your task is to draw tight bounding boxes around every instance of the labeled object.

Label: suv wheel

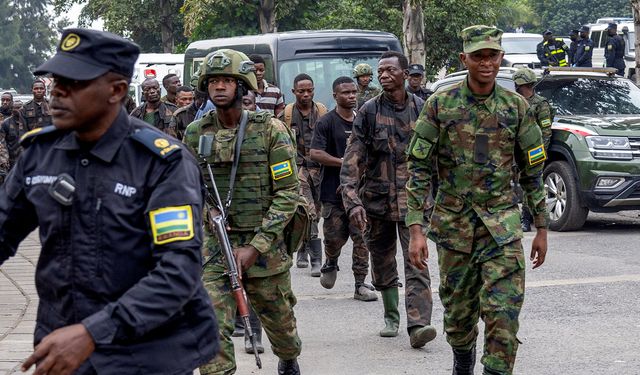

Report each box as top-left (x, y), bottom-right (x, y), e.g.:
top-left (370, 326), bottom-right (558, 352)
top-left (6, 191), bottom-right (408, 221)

top-left (544, 161), bottom-right (589, 231)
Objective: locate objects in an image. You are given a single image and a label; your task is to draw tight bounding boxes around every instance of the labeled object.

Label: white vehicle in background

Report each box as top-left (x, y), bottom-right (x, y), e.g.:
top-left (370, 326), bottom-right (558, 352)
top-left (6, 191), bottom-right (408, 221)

top-left (587, 21), bottom-right (636, 80)
top-left (130, 53), bottom-right (184, 106)
top-left (500, 32), bottom-right (543, 68)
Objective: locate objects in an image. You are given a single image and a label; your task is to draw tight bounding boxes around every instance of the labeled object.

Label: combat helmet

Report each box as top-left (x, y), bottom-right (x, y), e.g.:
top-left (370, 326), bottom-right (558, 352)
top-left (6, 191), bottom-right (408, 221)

top-left (198, 49), bottom-right (258, 92)
top-left (353, 63), bottom-right (374, 78)
top-left (513, 68), bottom-right (537, 86)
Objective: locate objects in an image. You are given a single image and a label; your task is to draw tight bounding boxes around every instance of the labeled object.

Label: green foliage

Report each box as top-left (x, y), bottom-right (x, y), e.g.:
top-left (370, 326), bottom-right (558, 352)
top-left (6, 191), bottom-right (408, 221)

top-left (53, 0), bottom-right (188, 53)
top-left (422, 0), bottom-right (508, 78)
top-left (528, 0), bottom-right (632, 35)
top-left (0, 0), bottom-right (56, 92)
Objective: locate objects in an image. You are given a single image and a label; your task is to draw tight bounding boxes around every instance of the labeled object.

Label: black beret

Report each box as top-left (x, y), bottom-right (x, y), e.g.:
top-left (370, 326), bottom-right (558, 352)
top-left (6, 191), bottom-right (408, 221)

top-left (34, 28), bottom-right (140, 80)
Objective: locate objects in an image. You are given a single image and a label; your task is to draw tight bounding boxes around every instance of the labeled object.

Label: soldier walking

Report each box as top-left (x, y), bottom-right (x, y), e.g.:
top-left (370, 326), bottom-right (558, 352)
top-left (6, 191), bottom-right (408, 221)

top-left (184, 49), bottom-right (303, 375)
top-left (130, 78), bottom-right (178, 137)
top-left (406, 25), bottom-right (549, 375)
top-left (340, 51), bottom-right (437, 348)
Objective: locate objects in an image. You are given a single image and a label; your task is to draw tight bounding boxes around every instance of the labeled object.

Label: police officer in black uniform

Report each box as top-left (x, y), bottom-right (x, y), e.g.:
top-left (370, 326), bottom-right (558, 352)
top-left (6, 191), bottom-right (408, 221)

top-left (0, 28), bottom-right (218, 375)
top-left (406, 64), bottom-right (433, 101)
top-left (574, 26), bottom-right (594, 67)
top-left (568, 29), bottom-right (580, 66)
top-left (605, 23), bottom-right (626, 76)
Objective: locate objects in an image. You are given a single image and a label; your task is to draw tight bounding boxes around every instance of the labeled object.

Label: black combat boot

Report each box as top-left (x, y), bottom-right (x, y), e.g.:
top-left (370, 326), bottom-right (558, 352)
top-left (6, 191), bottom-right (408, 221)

top-left (277, 358), bottom-right (300, 375)
top-left (308, 237), bottom-right (322, 277)
top-left (452, 345), bottom-right (476, 375)
top-left (319, 257), bottom-right (339, 289)
top-left (296, 246), bottom-right (309, 268)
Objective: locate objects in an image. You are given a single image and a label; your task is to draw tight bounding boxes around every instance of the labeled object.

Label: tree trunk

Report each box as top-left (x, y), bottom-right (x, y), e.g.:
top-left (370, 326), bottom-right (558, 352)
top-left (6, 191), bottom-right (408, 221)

top-left (402, 0), bottom-right (425, 66)
top-left (633, 0), bottom-right (640, 85)
top-left (259, 0), bottom-right (276, 33)
top-left (159, 0), bottom-right (174, 53)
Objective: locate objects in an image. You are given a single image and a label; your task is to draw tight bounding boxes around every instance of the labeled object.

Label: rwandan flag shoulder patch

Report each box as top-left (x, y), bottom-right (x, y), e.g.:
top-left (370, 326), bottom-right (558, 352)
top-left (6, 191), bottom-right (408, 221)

top-left (270, 160), bottom-right (293, 180)
top-left (149, 205), bottom-right (194, 245)
top-left (528, 145), bottom-right (547, 166)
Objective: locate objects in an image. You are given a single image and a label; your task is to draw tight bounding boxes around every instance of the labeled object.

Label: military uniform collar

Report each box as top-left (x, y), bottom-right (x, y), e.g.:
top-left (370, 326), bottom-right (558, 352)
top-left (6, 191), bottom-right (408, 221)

top-left (460, 77), bottom-right (498, 113)
top-left (54, 108), bottom-right (130, 163)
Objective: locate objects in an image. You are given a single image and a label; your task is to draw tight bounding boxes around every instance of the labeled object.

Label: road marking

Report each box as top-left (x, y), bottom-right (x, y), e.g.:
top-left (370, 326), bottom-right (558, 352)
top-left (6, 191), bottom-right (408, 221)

top-left (296, 274), bottom-right (640, 301)
top-left (526, 274), bottom-right (640, 288)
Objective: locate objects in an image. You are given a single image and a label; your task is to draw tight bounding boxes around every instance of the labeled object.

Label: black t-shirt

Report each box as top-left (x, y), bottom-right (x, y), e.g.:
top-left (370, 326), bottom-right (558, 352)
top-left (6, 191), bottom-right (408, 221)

top-left (311, 109), bottom-right (353, 204)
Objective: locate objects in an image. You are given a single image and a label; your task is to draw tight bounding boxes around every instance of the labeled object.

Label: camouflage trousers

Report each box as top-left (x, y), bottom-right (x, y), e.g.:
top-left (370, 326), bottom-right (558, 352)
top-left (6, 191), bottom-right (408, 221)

top-left (436, 219), bottom-right (525, 375)
top-left (200, 270), bottom-right (302, 375)
top-left (321, 201), bottom-right (371, 284)
top-left (365, 217), bottom-right (434, 331)
top-left (298, 165), bottom-right (321, 237)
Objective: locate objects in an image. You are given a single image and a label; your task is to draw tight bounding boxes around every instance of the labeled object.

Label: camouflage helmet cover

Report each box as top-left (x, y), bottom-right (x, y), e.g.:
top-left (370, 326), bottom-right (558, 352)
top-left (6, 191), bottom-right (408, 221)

top-left (513, 67), bottom-right (537, 85)
top-left (198, 49), bottom-right (258, 92)
top-left (353, 63), bottom-right (374, 78)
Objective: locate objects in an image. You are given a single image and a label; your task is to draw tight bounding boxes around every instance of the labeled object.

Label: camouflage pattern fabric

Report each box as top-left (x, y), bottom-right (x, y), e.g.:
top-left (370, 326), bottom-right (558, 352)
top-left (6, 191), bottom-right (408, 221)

top-left (0, 136), bottom-right (9, 183)
top-left (341, 92), bottom-right (424, 222)
top-left (130, 101), bottom-right (178, 138)
top-left (356, 85), bottom-right (381, 109)
top-left (527, 93), bottom-right (553, 151)
top-left (183, 110), bottom-right (302, 373)
top-left (1, 112), bottom-right (29, 168)
top-left (365, 217), bottom-right (433, 330)
top-left (405, 77), bottom-right (548, 373)
top-left (437, 219), bottom-right (524, 374)
top-left (20, 99), bottom-right (51, 129)
top-left (320, 201), bottom-right (370, 284)
top-left (200, 271), bottom-right (301, 375)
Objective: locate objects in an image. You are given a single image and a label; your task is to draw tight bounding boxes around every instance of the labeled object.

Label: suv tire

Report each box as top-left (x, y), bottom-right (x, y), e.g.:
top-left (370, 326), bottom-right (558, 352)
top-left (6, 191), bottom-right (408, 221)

top-left (544, 161), bottom-right (589, 231)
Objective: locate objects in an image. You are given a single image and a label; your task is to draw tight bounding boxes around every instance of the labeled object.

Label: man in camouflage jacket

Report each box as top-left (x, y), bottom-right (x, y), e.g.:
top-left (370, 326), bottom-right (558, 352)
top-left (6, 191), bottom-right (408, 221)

top-left (406, 25), bottom-right (549, 375)
top-left (340, 51), bottom-right (437, 349)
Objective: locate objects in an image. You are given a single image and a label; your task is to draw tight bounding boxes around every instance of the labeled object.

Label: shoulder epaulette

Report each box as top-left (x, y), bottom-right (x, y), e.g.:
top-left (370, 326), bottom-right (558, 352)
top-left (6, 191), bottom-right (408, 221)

top-left (19, 125), bottom-right (58, 147)
top-left (131, 127), bottom-right (181, 160)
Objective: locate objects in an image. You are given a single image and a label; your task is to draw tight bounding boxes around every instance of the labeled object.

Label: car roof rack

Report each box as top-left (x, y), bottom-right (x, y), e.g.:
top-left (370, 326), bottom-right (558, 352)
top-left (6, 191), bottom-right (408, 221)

top-left (543, 67), bottom-right (618, 76)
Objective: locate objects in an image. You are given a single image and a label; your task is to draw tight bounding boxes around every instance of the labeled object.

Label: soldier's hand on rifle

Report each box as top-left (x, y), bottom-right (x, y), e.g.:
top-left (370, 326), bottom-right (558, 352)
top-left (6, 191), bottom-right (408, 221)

top-left (234, 245), bottom-right (260, 277)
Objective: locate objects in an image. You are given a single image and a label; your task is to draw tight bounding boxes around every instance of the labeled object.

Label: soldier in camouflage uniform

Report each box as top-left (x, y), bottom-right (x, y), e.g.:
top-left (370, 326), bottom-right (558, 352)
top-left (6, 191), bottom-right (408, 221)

top-left (0, 92), bottom-right (12, 122)
top-left (0, 100), bottom-right (26, 168)
top-left (405, 25), bottom-right (549, 375)
top-left (21, 80), bottom-right (51, 129)
top-left (513, 67), bottom-right (553, 232)
top-left (353, 63), bottom-right (381, 109)
top-left (183, 49), bottom-right (302, 375)
top-left (340, 51), bottom-right (437, 348)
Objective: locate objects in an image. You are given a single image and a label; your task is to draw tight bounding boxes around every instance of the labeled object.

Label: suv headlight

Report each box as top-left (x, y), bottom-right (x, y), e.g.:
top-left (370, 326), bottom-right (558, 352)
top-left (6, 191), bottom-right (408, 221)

top-left (585, 136), bottom-right (633, 160)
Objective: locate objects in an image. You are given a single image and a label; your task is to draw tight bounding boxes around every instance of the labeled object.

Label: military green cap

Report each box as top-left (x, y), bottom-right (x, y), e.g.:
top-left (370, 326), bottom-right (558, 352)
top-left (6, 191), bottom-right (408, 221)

top-left (460, 25), bottom-right (504, 53)
top-left (513, 68), bottom-right (537, 85)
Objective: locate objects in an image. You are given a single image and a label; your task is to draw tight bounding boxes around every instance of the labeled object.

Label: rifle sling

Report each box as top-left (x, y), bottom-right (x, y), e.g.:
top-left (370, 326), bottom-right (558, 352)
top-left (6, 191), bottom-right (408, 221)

top-left (223, 109), bottom-right (249, 213)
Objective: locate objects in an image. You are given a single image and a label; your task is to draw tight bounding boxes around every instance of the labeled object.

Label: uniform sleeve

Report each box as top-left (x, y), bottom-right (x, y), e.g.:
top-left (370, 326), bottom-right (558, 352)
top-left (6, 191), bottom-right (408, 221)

top-left (339, 107), bottom-right (368, 213)
top-left (535, 101), bottom-right (553, 151)
top-left (0, 156), bottom-right (39, 265)
top-left (82, 149), bottom-right (207, 344)
top-left (516, 104), bottom-right (549, 229)
top-left (605, 41), bottom-right (614, 65)
top-left (405, 97), bottom-right (440, 227)
top-left (249, 118), bottom-right (299, 253)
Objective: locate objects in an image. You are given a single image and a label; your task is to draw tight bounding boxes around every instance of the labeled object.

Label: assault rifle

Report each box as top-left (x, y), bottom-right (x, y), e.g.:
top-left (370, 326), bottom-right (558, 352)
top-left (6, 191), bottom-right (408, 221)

top-left (198, 133), bottom-right (262, 369)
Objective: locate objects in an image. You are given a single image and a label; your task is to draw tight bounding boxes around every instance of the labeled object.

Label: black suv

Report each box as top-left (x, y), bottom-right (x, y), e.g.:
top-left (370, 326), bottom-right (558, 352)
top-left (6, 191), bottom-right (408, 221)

top-left (430, 67), bottom-right (640, 231)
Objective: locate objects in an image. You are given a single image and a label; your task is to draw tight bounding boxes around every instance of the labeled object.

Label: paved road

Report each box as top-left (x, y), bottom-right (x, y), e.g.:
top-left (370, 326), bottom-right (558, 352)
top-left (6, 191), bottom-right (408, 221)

top-left (1, 212), bottom-right (639, 375)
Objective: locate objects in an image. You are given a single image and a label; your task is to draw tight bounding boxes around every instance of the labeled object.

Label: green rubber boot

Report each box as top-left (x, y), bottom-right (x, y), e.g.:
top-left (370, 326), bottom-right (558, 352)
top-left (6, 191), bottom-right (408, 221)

top-left (379, 287), bottom-right (400, 337)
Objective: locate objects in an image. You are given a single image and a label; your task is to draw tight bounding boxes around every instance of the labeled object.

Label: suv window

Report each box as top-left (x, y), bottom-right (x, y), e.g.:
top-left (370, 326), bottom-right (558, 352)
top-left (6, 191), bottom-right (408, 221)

top-left (537, 77), bottom-right (640, 115)
top-left (591, 31), bottom-right (603, 47)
